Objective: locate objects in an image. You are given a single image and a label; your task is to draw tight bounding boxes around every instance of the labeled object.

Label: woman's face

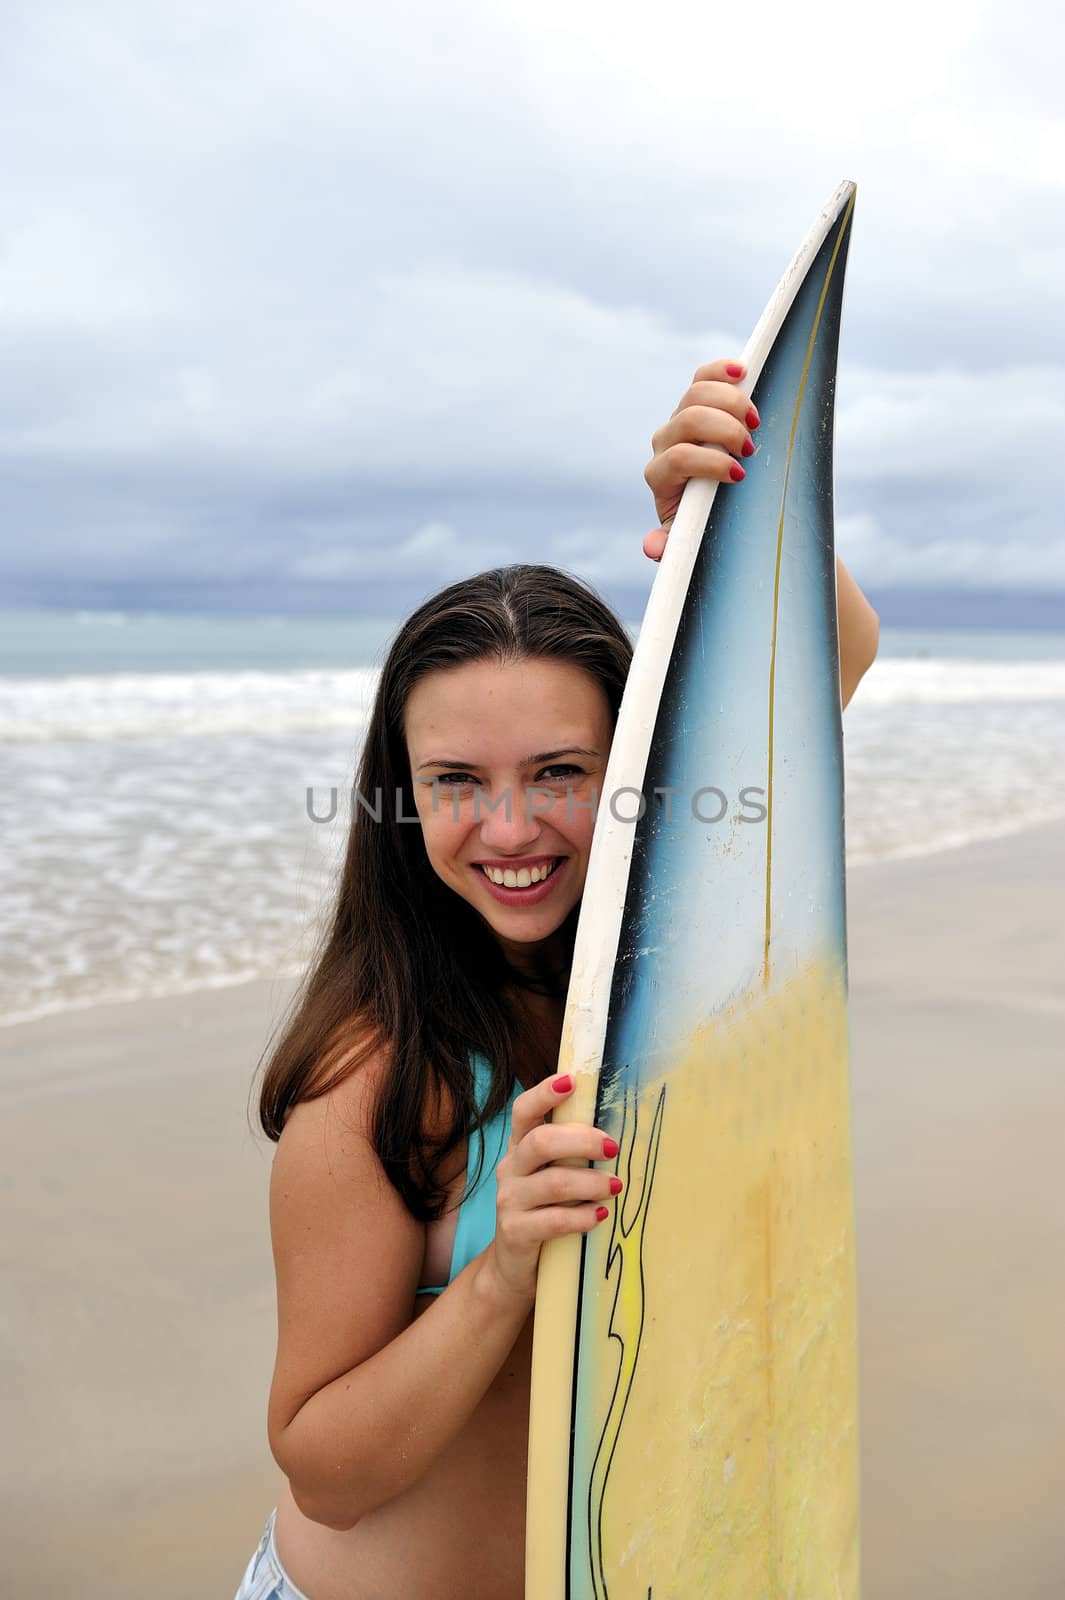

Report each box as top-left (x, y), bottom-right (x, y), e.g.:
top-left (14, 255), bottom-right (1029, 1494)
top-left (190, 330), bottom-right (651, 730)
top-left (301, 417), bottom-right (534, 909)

top-left (404, 656), bottom-right (613, 963)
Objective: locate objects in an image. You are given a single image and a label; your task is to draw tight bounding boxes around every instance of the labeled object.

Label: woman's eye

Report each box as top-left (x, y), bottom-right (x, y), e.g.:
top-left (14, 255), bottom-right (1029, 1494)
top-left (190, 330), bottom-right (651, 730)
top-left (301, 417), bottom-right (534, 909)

top-left (430, 765), bottom-right (584, 787)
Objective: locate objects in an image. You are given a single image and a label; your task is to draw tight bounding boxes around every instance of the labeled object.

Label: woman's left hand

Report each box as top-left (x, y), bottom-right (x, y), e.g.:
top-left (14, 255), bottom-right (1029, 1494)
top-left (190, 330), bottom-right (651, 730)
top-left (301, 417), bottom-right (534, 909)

top-left (642, 357), bottom-right (759, 562)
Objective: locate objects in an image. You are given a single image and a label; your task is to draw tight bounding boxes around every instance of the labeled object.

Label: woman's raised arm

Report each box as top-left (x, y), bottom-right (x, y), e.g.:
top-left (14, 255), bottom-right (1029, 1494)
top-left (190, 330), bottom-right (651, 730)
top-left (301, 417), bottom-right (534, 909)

top-left (834, 553), bottom-right (880, 708)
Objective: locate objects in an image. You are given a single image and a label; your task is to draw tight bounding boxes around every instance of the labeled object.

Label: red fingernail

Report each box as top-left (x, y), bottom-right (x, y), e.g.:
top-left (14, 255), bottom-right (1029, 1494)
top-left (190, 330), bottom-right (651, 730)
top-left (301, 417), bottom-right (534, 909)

top-left (602, 1137), bottom-right (619, 1157)
top-left (595, 1206), bottom-right (610, 1221)
top-left (609, 1177), bottom-right (624, 1194)
top-left (741, 437), bottom-right (755, 457)
top-left (746, 408), bottom-right (760, 429)
top-left (553, 1074), bottom-right (573, 1093)
top-left (729, 463), bottom-right (746, 482)
top-left (726, 363), bottom-right (744, 378)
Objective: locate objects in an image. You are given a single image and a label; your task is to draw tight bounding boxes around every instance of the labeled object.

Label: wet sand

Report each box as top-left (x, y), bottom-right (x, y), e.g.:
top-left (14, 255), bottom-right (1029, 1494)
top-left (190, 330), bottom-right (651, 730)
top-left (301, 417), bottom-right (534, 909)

top-left (1, 820), bottom-right (1062, 1598)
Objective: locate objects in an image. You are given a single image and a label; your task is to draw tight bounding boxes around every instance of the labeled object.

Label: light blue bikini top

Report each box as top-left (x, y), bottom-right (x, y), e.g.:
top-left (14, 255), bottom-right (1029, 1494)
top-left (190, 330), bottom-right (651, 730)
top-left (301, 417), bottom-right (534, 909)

top-left (415, 1051), bottom-right (520, 1295)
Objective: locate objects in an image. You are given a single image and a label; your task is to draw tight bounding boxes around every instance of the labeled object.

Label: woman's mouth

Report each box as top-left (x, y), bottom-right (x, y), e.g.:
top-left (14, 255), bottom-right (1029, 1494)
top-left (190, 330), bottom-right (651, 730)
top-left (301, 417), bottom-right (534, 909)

top-left (473, 855), bottom-right (567, 905)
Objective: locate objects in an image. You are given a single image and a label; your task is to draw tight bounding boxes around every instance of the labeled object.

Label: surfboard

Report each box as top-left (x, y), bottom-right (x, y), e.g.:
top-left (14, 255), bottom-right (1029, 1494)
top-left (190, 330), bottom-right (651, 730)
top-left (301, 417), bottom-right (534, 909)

top-left (525, 181), bottom-right (860, 1598)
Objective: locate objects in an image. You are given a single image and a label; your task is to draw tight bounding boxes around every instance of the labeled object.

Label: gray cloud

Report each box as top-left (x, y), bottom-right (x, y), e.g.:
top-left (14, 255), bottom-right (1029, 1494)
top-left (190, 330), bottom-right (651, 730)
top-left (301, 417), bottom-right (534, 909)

top-left (2, 0), bottom-right (1063, 620)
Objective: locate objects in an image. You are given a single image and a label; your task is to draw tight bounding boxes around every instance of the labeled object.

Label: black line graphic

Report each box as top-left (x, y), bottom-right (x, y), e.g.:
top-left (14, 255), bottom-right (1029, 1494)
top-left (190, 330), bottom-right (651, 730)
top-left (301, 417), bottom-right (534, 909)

top-left (582, 1082), bottom-right (667, 1598)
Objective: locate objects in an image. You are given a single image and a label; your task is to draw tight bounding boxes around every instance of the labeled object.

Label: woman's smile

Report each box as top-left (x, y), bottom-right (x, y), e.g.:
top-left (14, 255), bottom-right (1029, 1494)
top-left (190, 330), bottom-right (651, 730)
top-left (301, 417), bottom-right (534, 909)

top-left (472, 853), bottom-right (569, 904)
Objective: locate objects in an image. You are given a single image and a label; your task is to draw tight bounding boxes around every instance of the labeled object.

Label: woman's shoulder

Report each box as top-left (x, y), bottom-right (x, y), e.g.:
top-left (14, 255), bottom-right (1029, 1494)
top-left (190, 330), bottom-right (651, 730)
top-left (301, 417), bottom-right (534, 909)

top-left (269, 1027), bottom-right (416, 1242)
top-left (278, 1016), bottom-right (390, 1132)
top-left (279, 1021), bottom-right (480, 1171)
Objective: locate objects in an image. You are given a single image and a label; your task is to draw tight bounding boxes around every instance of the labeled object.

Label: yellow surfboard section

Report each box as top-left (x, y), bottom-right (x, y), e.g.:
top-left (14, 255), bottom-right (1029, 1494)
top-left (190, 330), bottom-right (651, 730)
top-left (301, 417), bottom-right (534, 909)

top-left (527, 955), bottom-right (860, 1598)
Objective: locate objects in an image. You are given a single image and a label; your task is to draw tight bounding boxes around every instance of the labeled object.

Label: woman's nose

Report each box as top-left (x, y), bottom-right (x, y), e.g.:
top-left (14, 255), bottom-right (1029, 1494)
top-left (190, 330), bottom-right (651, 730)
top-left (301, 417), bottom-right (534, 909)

top-left (476, 785), bottom-right (543, 848)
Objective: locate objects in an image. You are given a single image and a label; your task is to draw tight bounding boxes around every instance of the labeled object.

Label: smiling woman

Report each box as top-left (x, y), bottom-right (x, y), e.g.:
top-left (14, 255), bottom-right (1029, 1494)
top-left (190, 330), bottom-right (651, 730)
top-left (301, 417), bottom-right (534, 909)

top-left (243, 564), bottom-right (634, 1599)
top-left (235, 362), bottom-right (879, 1600)
top-left (258, 565), bottom-right (631, 1160)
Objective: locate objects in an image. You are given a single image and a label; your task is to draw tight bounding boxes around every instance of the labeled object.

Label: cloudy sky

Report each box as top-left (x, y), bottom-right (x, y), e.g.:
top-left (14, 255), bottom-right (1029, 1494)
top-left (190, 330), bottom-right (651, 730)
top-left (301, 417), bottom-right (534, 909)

top-left (2, 0), bottom-right (1063, 623)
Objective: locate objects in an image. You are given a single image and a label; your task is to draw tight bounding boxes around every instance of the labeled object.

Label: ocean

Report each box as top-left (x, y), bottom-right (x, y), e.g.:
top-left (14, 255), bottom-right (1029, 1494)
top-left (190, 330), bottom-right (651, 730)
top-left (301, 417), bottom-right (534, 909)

top-left (3, 607), bottom-right (1063, 1027)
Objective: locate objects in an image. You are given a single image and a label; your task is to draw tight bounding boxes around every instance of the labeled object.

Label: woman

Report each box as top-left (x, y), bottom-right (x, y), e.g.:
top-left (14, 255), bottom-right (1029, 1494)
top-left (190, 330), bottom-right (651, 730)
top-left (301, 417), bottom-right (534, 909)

top-left (235, 360), bottom-right (879, 1600)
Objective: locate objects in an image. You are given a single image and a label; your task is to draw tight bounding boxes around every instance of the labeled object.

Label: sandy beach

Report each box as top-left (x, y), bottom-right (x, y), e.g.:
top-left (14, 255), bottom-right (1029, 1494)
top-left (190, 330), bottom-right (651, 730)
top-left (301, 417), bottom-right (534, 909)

top-left (2, 821), bottom-right (1062, 1599)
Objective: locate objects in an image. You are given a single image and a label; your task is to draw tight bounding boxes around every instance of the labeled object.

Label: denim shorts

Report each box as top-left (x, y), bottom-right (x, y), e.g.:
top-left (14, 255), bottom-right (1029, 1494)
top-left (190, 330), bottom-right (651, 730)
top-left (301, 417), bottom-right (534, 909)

top-left (233, 1508), bottom-right (313, 1600)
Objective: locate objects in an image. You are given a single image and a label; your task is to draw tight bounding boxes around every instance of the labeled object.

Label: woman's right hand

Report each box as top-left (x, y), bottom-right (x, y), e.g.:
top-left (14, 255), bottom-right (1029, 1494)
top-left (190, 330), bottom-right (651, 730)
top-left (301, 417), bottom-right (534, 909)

top-left (485, 1073), bottom-right (624, 1303)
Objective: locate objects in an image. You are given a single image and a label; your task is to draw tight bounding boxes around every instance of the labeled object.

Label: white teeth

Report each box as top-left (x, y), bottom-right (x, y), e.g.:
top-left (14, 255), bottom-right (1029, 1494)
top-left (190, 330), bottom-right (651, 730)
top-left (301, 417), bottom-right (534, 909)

top-left (482, 859), bottom-right (558, 888)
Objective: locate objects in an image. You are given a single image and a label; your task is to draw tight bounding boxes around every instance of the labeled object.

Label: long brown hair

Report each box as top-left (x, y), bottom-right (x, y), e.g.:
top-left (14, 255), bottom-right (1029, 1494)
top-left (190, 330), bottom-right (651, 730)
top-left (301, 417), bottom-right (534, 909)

top-left (256, 564), bottom-right (633, 1220)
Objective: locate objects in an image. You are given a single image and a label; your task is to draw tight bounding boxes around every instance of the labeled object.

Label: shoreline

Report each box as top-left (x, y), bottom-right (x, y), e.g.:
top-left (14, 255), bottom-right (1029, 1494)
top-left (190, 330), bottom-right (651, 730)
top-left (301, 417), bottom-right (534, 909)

top-left (3, 818), bottom-right (1063, 1598)
top-left (4, 810), bottom-right (1064, 1037)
